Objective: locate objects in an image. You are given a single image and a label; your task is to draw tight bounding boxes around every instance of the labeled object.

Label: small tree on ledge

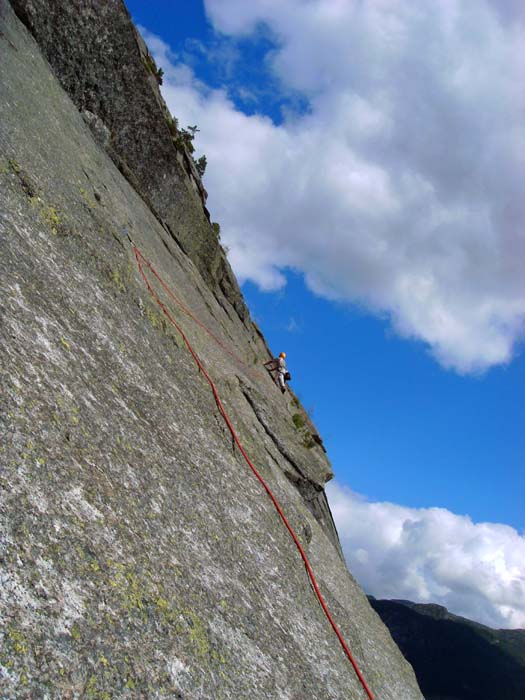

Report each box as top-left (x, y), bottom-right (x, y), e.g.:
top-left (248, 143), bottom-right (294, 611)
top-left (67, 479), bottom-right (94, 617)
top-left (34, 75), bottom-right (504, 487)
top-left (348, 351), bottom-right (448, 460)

top-left (195, 155), bottom-right (207, 178)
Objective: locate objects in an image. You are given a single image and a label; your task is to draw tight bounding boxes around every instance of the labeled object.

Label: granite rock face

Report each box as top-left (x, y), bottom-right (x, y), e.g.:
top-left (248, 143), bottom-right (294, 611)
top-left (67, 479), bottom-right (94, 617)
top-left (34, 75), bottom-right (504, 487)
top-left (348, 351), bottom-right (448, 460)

top-left (9, 0), bottom-right (249, 324)
top-left (0, 2), bottom-right (424, 698)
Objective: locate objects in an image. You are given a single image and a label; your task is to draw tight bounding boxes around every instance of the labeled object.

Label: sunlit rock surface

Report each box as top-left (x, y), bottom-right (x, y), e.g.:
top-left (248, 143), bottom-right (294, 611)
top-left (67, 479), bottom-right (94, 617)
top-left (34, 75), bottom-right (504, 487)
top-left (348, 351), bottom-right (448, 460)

top-left (0, 2), bottom-right (424, 698)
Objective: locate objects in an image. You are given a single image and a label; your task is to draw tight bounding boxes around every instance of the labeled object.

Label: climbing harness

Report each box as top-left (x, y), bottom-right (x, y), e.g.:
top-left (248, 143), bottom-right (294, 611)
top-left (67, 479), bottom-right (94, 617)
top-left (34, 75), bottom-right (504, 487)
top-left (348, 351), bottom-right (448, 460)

top-left (264, 358), bottom-right (291, 390)
top-left (132, 241), bottom-right (374, 700)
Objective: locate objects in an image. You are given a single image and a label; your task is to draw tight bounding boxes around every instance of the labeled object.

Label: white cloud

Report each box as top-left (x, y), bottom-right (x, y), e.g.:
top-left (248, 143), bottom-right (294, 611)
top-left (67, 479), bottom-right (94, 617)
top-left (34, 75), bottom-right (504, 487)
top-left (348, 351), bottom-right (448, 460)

top-left (285, 316), bottom-right (301, 333)
top-left (326, 481), bottom-right (525, 629)
top-left (142, 0), bottom-right (525, 372)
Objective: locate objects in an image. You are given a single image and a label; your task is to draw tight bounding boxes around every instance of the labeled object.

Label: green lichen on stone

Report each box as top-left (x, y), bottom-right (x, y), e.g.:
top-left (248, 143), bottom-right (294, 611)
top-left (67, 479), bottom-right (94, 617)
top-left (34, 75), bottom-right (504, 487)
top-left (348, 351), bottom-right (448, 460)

top-left (84, 674), bottom-right (100, 699)
top-left (111, 269), bottom-right (126, 293)
top-left (143, 305), bottom-right (182, 347)
top-left (8, 627), bottom-right (28, 655)
top-left (183, 609), bottom-right (211, 658)
top-left (109, 565), bottom-right (147, 614)
top-left (70, 406), bottom-right (80, 425)
top-left (145, 306), bottom-right (163, 330)
top-left (79, 186), bottom-right (98, 209)
top-left (291, 411), bottom-right (317, 449)
top-left (302, 433), bottom-right (316, 449)
top-left (8, 157), bottom-right (21, 174)
top-left (24, 183), bottom-right (69, 235)
top-left (41, 204), bottom-right (62, 233)
top-left (292, 413), bottom-right (305, 430)
top-left (155, 596), bottom-right (180, 627)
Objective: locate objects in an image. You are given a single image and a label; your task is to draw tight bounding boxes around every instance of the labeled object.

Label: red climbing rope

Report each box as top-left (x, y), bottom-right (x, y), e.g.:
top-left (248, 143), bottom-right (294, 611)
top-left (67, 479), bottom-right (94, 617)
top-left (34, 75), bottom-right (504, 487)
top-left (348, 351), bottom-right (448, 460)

top-left (133, 245), bottom-right (374, 700)
top-left (136, 248), bottom-right (261, 379)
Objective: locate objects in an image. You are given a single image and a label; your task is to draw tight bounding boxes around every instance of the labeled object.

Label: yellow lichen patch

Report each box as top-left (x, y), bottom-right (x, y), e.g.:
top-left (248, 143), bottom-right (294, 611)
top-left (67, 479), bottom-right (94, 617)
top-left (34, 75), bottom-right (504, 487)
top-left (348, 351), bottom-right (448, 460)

top-left (108, 564), bottom-right (147, 615)
top-left (183, 610), bottom-right (211, 658)
top-left (22, 189), bottom-right (74, 237)
top-left (8, 158), bottom-right (21, 174)
top-left (155, 596), bottom-right (179, 626)
top-left (8, 627), bottom-right (28, 655)
top-left (70, 406), bottom-right (80, 425)
top-left (211, 649), bottom-right (227, 665)
top-left (79, 186), bottom-right (98, 209)
top-left (155, 596), bottom-right (169, 612)
top-left (60, 337), bottom-right (71, 351)
top-left (123, 572), bottom-right (146, 612)
top-left (41, 205), bottom-right (62, 234)
top-left (111, 269), bottom-right (126, 292)
top-left (145, 307), bottom-right (162, 329)
top-left (84, 675), bottom-right (98, 699)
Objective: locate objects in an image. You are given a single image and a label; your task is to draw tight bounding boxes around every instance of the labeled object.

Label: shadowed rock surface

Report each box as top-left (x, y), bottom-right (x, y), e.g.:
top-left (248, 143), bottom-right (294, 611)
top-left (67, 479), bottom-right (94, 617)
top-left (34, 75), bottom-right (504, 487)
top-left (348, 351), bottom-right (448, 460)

top-left (369, 598), bottom-right (525, 700)
top-left (0, 1), bottom-right (424, 698)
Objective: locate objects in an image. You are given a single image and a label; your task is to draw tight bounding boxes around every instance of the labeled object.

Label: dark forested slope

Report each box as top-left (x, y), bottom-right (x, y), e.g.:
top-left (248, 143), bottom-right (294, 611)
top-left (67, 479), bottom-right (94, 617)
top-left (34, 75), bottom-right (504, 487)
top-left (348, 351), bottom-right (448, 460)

top-left (370, 598), bottom-right (525, 700)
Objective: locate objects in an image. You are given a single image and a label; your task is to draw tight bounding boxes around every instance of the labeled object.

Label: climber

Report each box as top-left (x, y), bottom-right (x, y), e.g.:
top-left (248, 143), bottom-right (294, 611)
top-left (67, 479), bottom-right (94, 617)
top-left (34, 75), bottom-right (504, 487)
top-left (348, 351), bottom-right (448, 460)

top-left (264, 352), bottom-right (290, 394)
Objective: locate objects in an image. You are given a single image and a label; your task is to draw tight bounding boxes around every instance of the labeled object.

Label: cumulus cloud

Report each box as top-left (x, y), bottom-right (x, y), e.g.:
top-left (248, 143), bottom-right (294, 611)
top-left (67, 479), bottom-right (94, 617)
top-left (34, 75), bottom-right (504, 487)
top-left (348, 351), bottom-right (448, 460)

top-left (327, 481), bottom-right (525, 629)
top-left (142, 0), bottom-right (525, 372)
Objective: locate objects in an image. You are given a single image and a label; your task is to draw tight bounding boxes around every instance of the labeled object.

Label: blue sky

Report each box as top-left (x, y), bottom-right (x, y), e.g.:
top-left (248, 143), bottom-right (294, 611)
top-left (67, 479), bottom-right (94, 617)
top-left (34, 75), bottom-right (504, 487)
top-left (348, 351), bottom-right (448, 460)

top-left (243, 274), bottom-right (523, 527)
top-left (124, 0), bottom-right (524, 628)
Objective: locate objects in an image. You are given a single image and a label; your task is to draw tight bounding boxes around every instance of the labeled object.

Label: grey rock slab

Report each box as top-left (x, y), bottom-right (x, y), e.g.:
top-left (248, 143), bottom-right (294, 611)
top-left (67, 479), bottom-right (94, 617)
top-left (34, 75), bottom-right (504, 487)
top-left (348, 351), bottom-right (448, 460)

top-left (0, 2), bottom-right (424, 699)
top-left (9, 0), bottom-right (248, 323)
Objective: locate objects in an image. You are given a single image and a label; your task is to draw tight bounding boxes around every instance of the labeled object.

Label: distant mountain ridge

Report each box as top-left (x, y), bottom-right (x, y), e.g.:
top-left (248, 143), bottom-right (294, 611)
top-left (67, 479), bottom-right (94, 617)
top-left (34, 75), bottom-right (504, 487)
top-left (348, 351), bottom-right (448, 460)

top-left (369, 597), bottom-right (525, 700)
